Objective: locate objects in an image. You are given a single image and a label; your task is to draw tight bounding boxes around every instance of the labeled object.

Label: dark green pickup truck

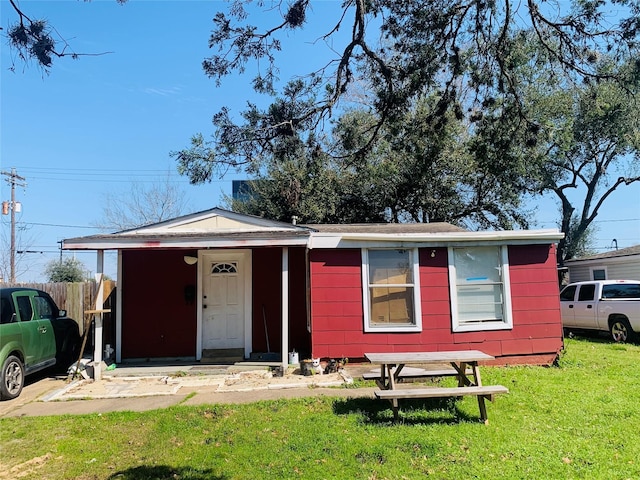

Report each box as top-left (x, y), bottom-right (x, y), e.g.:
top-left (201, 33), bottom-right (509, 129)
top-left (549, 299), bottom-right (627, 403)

top-left (0, 287), bottom-right (81, 400)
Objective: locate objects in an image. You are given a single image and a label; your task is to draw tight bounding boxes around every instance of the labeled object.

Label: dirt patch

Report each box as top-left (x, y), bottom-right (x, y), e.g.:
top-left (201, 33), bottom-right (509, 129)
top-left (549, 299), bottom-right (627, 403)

top-left (0, 453), bottom-right (53, 479)
top-left (218, 370), bottom-right (349, 391)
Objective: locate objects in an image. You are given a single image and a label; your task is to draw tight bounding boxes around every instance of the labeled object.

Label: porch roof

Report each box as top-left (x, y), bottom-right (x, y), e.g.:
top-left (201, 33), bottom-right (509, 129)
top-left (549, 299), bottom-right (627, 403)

top-left (62, 230), bottom-right (312, 250)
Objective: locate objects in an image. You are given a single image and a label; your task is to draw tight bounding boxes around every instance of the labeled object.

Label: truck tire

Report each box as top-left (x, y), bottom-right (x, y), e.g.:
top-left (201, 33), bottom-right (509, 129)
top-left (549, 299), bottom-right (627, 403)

top-left (610, 317), bottom-right (634, 343)
top-left (0, 355), bottom-right (24, 400)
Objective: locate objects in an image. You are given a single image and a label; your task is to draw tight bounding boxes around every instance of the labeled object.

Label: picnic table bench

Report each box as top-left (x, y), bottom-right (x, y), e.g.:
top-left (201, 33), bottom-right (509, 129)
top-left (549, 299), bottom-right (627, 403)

top-left (365, 351), bottom-right (508, 423)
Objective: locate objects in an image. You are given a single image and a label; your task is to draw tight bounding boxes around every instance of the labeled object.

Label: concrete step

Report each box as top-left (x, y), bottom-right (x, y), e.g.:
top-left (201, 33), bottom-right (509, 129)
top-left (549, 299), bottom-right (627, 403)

top-left (201, 348), bottom-right (244, 364)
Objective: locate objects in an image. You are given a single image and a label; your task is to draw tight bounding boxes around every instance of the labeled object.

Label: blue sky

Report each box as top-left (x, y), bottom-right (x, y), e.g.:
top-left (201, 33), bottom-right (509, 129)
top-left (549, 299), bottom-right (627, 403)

top-left (1, 0), bottom-right (639, 282)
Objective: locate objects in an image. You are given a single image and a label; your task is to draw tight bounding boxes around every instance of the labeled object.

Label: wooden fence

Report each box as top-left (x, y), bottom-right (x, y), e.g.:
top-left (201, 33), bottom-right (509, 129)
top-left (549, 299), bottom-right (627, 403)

top-left (1, 281), bottom-right (116, 336)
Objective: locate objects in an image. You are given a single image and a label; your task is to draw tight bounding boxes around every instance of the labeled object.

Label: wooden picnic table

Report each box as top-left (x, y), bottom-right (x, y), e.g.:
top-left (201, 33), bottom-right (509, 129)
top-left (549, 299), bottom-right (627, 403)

top-left (364, 350), bottom-right (508, 423)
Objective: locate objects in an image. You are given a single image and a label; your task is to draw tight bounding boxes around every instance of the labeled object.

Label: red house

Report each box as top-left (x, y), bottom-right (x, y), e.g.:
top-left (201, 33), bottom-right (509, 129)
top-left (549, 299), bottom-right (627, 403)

top-left (63, 208), bottom-right (564, 371)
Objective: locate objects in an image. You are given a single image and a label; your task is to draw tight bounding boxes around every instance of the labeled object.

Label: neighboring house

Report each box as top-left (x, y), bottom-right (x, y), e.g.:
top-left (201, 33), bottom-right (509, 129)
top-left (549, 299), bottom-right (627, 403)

top-left (565, 245), bottom-right (640, 283)
top-left (62, 208), bottom-right (565, 369)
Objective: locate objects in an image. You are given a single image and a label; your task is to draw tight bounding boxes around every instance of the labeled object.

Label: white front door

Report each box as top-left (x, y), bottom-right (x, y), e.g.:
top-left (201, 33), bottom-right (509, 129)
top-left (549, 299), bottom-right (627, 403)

top-left (201, 252), bottom-right (250, 350)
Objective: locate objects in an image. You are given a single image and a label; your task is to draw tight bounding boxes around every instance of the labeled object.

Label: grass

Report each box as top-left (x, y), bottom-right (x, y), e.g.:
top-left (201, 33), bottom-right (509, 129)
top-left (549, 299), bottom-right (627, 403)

top-left (2, 336), bottom-right (640, 479)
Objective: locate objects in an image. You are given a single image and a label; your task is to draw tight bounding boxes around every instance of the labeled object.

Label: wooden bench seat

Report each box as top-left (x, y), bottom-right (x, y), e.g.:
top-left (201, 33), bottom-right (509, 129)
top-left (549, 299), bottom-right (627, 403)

top-left (374, 385), bottom-right (508, 423)
top-left (374, 385), bottom-right (508, 400)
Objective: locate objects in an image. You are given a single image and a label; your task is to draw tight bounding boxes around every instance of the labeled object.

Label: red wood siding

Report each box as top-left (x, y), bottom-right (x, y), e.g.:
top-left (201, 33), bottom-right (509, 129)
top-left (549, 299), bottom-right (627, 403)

top-left (309, 244), bottom-right (563, 365)
top-left (288, 247), bottom-right (312, 357)
top-left (251, 247), bottom-right (310, 356)
top-left (121, 247), bottom-right (309, 360)
top-left (121, 249), bottom-right (198, 358)
top-left (309, 249), bottom-right (363, 359)
top-left (500, 244), bottom-right (563, 360)
top-left (251, 248), bottom-right (281, 355)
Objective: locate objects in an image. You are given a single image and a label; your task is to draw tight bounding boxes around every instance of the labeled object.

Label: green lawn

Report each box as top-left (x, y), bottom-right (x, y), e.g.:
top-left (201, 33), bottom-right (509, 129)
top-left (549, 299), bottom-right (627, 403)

top-left (2, 337), bottom-right (639, 479)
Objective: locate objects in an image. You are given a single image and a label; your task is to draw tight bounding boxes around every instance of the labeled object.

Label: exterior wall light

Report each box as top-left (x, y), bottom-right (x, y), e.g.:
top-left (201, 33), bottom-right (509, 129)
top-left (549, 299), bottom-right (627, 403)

top-left (184, 255), bottom-right (198, 265)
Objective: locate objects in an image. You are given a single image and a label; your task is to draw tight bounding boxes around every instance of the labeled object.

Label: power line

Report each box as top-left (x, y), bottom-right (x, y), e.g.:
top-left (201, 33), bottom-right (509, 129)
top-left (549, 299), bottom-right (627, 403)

top-left (12, 166), bottom-right (230, 184)
top-left (0, 219), bottom-right (100, 229)
top-left (19, 250), bottom-right (95, 255)
top-left (592, 218), bottom-right (640, 223)
top-left (26, 176), bottom-right (197, 184)
top-left (17, 166), bottom-right (179, 173)
top-left (17, 222), bottom-right (101, 229)
top-left (536, 218), bottom-right (640, 225)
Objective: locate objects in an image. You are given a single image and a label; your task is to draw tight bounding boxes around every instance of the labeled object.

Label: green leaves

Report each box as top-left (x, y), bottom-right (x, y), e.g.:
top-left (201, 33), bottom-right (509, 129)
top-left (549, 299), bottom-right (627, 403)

top-left (44, 257), bottom-right (86, 283)
top-left (9, 20), bottom-right (56, 68)
top-left (180, 1), bottom-right (640, 237)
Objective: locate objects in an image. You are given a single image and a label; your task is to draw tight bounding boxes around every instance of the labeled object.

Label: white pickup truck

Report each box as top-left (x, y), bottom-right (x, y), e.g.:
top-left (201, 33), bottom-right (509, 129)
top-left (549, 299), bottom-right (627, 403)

top-left (560, 280), bottom-right (640, 342)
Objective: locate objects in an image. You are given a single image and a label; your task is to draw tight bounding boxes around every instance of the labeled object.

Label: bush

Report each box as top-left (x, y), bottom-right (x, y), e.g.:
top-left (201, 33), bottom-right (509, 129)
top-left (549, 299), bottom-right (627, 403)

top-left (44, 257), bottom-right (86, 282)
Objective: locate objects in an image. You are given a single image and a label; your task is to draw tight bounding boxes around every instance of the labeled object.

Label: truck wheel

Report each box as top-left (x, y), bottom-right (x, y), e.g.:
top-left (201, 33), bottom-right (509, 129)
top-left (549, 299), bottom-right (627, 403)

top-left (610, 318), bottom-right (634, 343)
top-left (0, 355), bottom-right (24, 400)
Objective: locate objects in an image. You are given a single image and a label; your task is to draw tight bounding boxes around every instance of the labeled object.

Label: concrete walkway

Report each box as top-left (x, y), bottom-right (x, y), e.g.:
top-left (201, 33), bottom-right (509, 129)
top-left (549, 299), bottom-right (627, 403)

top-left (0, 365), bottom-right (377, 418)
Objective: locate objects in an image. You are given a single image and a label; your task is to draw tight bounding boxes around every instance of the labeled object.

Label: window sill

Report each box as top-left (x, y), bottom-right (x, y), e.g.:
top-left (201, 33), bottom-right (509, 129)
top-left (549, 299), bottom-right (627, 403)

top-left (453, 322), bottom-right (512, 333)
top-left (365, 325), bottom-right (422, 333)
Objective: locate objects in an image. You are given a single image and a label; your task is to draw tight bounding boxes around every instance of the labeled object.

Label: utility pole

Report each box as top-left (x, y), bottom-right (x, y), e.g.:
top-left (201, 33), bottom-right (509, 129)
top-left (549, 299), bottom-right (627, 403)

top-left (1, 168), bottom-right (27, 283)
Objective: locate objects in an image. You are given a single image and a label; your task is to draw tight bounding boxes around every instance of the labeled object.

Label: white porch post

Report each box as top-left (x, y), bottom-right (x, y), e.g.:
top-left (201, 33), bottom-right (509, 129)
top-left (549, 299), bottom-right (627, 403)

top-left (93, 250), bottom-right (105, 381)
top-left (281, 247), bottom-right (289, 373)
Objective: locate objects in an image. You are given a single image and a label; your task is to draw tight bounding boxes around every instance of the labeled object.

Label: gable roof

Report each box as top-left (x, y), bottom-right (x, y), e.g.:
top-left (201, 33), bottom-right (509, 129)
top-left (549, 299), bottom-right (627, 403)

top-left (119, 207), bottom-right (308, 234)
top-left (565, 244), bottom-right (640, 263)
top-left (63, 208), bottom-right (312, 250)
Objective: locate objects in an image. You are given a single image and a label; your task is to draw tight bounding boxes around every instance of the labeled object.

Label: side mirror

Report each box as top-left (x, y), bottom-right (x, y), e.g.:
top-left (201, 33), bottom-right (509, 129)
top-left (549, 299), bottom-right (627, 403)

top-left (58, 309), bottom-right (67, 317)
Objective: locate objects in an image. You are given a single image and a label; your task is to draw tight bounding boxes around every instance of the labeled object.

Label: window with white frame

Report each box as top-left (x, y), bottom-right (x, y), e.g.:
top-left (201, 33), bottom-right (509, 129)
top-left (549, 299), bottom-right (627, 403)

top-left (590, 267), bottom-right (607, 281)
top-left (362, 248), bottom-right (422, 332)
top-left (448, 246), bottom-right (513, 332)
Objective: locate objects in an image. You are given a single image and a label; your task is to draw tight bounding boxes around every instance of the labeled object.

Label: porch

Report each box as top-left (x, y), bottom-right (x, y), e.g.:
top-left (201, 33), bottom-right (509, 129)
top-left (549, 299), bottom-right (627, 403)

top-left (55, 356), bottom-right (360, 402)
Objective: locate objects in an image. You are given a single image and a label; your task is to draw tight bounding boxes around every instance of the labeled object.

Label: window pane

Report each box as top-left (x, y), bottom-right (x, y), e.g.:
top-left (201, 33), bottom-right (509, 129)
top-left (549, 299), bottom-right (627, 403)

top-left (33, 296), bottom-right (55, 320)
top-left (454, 247), bottom-right (501, 284)
top-left (578, 284), bottom-right (596, 301)
top-left (592, 269), bottom-right (606, 281)
top-left (452, 246), bottom-right (508, 327)
top-left (370, 286), bottom-right (415, 325)
top-left (560, 285), bottom-right (577, 301)
top-left (602, 284), bottom-right (640, 299)
top-left (0, 298), bottom-right (14, 324)
top-left (457, 284), bottom-right (503, 322)
top-left (458, 304), bottom-right (504, 322)
top-left (16, 297), bottom-right (33, 321)
top-left (212, 262), bottom-right (238, 274)
top-left (369, 250), bottom-right (411, 285)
